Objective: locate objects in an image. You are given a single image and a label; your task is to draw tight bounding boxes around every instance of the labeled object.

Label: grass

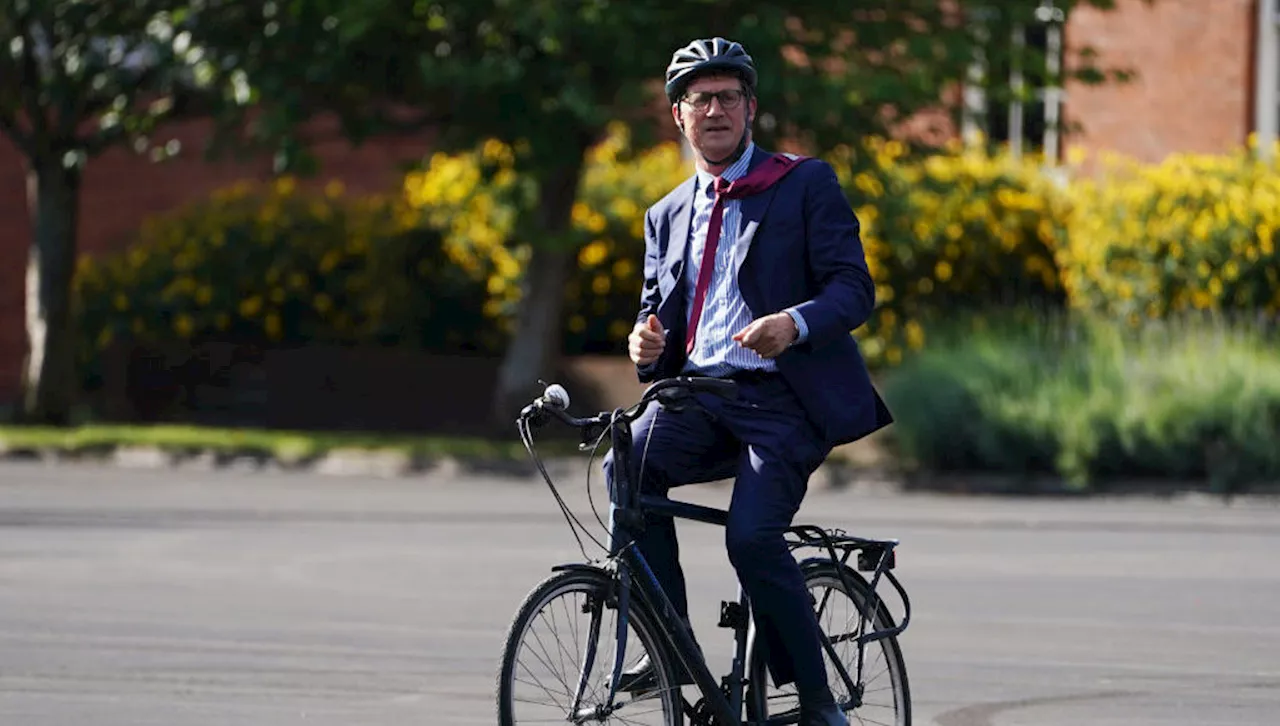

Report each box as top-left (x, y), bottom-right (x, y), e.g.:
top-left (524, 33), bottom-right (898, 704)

top-left (0, 423), bottom-right (577, 463)
top-left (879, 311), bottom-right (1280, 493)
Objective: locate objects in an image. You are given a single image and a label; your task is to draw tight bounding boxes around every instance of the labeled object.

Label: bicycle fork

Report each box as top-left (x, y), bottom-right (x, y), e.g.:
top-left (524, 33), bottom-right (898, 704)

top-left (567, 563), bottom-right (632, 723)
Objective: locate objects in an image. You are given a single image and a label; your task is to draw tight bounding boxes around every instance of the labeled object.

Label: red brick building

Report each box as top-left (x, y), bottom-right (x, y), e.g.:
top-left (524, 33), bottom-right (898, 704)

top-left (1, 0), bottom-right (1277, 406)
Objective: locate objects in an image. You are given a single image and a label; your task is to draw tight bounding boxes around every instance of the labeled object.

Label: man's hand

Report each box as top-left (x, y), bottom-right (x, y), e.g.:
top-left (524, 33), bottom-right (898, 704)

top-left (629, 314), bottom-right (666, 365)
top-left (732, 312), bottom-right (798, 359)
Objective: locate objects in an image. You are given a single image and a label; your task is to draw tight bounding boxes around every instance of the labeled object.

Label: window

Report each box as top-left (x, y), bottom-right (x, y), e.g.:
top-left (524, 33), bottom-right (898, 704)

top-left (962, 1), bottom-right (1065, 164)
top-left (1255, 0), bottom-right (1280, 156)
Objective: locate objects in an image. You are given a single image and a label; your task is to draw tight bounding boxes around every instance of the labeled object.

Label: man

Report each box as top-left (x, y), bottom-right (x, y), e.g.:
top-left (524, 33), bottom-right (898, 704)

top-left (602, 37), bottom-right (893, 725)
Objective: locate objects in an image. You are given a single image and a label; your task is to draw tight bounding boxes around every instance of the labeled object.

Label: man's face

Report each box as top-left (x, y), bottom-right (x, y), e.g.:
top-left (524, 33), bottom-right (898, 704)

top-left (672, 74), bottom-right (755, 166)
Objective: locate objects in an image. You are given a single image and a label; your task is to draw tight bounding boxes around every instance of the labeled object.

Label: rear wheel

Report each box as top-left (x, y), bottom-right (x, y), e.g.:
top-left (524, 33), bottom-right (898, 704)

top-left (497, 568), bottom-right (684, 725)
top-left (746, 563), bottom-right (910, 725)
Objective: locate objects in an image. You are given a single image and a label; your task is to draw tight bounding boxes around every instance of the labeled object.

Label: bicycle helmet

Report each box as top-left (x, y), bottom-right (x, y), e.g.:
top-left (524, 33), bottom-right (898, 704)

top-left (664, 37), bottom-right (757, 104)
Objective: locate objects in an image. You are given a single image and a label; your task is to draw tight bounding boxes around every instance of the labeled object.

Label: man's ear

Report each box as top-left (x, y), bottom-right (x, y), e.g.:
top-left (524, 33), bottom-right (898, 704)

top-left (671, 103), bottom-right (684, 132)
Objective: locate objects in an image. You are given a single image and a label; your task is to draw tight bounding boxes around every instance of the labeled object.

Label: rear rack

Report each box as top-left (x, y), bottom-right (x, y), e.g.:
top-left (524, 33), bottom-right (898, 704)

top-left (784, 524), bottom-right (911, 644)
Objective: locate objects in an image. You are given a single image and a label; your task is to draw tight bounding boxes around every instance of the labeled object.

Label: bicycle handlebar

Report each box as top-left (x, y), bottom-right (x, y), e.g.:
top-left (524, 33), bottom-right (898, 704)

top-left (518, 375), bottom-right (739, 432)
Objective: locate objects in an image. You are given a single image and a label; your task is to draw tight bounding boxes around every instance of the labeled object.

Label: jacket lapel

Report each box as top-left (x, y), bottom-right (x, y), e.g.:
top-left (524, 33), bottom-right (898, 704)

top-left (733, 148), bottom-right (779, 278)
top-left (659, 176), bottom-right (696, 301)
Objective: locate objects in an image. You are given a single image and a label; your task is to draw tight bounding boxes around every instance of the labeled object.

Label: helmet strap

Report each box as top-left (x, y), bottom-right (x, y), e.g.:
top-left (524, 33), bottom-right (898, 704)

top-left (700, 124), bottom-right (751, 168)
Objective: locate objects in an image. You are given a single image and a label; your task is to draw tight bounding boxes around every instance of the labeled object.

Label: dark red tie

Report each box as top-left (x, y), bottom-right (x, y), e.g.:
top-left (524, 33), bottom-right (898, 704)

top-left (685, 176), bottom-right (728, 354)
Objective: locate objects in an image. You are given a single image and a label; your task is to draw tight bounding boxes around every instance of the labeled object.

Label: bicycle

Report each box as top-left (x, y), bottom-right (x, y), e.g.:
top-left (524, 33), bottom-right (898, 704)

top-left (497, 376), bottom-right (912, 725)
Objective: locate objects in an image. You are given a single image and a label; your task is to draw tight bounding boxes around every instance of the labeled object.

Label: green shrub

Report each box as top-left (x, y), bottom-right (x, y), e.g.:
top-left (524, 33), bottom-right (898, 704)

top-left (880, 312), bottom-right (1280, 491)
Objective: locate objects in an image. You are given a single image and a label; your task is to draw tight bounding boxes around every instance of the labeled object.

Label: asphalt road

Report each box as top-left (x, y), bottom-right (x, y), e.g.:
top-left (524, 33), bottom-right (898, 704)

top-left (0, 460), bottom-right (1277, 725)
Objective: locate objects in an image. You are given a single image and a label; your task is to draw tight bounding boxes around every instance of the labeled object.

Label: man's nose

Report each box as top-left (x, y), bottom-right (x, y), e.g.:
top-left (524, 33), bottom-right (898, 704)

top-left (704, 98), bottom-right (726, 116)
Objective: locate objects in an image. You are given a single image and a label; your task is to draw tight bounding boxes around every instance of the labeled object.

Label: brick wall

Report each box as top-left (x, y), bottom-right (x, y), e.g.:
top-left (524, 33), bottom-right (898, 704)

top-left (1063, 0), bottom-right (1257, 165)
top-left (0, 115), bottom-right (434, 404)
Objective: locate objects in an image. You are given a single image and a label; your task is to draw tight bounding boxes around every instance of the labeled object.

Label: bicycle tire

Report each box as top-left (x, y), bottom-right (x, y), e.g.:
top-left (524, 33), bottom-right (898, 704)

top-left (745, 561), bottom-right (911, 726)
top-left (497, 567), bottom-right (684, 726)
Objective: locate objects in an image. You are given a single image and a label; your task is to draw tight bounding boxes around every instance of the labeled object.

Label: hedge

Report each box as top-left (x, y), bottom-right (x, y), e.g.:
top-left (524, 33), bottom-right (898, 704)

top-left (880, 313), bottom-right (1280, 491)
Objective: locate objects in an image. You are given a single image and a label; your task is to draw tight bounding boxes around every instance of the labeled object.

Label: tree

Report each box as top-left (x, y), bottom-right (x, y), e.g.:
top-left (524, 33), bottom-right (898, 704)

top-left (310, 0), bottom-right (1140, 426)
top-left (0, 0), bottom-right (281, 422)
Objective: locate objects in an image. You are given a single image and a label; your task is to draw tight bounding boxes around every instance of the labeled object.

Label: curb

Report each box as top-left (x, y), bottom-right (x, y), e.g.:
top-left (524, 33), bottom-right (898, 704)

top-left (0, 443), bottom-right (897, 491)
top-left (3, 445), bottom-right (1277, 505)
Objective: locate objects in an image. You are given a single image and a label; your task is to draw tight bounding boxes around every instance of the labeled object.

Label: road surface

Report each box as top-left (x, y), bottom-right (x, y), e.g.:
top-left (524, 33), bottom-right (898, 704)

top-left (0, 460), bottom-right (1277, 725)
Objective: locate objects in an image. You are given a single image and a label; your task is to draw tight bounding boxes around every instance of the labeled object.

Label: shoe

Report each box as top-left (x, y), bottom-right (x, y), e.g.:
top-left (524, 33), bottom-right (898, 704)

top-left (799, 703), bottom-right (850, 726)
top-left (615, 652), bottom-right (697, 693)
top-left (616, 654), bottom-right (658, 693)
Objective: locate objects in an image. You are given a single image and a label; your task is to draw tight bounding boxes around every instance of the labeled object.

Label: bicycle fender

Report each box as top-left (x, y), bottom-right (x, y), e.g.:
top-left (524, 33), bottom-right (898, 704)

top-left (550, 563), bottom-right (611, 578)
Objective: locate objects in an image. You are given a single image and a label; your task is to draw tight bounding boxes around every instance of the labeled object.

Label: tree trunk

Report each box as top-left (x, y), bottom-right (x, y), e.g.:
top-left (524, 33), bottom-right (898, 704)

top-left (20, 155), bottom-right (82, 426)
top-left (491, 154), bottom-right (587, 428)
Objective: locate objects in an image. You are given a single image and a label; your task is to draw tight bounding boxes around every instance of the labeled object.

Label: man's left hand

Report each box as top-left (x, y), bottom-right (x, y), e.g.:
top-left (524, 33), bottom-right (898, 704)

top-left (732, 313), bottom-right (798, 359)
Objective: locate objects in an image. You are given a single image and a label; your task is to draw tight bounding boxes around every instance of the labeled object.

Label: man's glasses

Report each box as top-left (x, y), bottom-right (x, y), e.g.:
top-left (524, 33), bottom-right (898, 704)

top-left (680, 88), bottom-right (746, 112)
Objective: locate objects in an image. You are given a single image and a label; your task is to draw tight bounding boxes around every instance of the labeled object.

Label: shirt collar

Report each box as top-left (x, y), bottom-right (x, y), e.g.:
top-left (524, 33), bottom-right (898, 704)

top-left (695, 141), bottom-right (756, 195)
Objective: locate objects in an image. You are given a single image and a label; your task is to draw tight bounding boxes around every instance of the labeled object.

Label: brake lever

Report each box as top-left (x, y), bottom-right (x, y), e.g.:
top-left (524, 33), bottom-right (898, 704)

top-left (578, 418), bottom-right (610, 450)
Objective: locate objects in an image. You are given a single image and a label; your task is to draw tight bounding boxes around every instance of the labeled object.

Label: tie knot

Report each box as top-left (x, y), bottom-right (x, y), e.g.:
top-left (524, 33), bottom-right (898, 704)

top-left (714, 176), bottom-right (732, 195)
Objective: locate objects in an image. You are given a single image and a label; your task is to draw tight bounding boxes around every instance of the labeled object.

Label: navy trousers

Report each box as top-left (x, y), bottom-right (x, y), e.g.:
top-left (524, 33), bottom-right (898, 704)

top-left (602, 374), bottom-right (834, 706)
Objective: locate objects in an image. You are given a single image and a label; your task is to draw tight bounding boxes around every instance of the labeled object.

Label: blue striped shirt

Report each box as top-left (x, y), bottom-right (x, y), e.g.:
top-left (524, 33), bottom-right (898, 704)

top-left (681, 143), bottom-right (809, 377)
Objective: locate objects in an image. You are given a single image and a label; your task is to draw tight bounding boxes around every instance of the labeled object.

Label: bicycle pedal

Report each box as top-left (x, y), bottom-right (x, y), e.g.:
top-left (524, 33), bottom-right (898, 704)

top-left (717, 600), bottom-right (748, 629)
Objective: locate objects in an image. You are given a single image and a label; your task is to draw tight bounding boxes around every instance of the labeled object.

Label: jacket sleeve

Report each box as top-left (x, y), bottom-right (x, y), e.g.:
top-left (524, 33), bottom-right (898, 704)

top-left (789, 161), bottom-right (876, 347)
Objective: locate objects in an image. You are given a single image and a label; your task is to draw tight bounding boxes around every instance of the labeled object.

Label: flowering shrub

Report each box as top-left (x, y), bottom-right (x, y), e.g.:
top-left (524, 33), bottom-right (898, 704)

top-left (1057, 143), bottom-right (1280, 323)
top-left (73, 178), bottom-right (505, 361)
top-left (400, 123), bottom-right (690, 353)
top-left (402, 138), bottom-right (531, 331)
top-left (830, 137), bottom-right (1069, 367)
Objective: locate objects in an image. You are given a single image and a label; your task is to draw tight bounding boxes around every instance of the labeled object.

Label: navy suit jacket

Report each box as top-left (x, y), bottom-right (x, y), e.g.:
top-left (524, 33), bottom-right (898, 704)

top-left (635, 146), bottom-right (892, 447)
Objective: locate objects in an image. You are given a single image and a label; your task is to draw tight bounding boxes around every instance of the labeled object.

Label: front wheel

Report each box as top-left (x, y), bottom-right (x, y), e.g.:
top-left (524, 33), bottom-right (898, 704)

top-left (497, 568), bottom-right (684, 725)
top-left (746, 562), bottom-right (911, 725)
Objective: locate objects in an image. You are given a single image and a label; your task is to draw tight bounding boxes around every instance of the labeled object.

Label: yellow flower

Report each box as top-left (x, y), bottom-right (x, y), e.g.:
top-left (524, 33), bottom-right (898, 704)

top-left (904, 320), bottom-right (925, 350)
top-left (934, 261), bottom-right (953, 282)
top-left (174, 314), bottom-right (194, 338)
top-left (578, 240), bottom-right (609, 267)
top-left (239, 296), bottom-right (263, 318)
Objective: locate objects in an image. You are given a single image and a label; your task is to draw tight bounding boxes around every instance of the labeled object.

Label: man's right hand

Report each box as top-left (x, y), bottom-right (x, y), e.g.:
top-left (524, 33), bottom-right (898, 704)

top-left (628, 314), bottom-right (666, 366)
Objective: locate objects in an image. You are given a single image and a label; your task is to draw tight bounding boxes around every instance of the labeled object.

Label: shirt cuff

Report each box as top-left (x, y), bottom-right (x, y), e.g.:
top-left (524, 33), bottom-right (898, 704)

top-left (784, 307), bottom-right (809, 345)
